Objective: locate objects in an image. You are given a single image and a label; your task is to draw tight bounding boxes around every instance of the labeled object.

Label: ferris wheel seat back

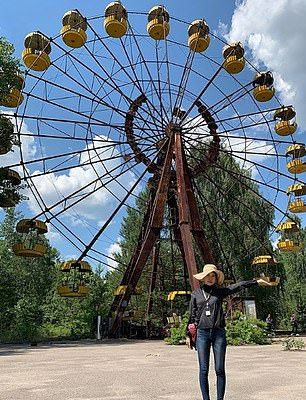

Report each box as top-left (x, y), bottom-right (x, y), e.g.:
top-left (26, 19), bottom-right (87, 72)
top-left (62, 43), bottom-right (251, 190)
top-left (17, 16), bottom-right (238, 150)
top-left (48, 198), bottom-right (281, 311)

top-left (188, 33), bottom-right (210, 52)
top-left (61, 25), bottom-right (87, 48)
top-left (253, 85), bottom-right (275, 102)
top-left (223, 55), bottom-right (245, 74)
top-left (104, 15), bottom-right (128, 38)
top-left (22, 48), bottom-right (51, 71)
top-left (275, 120), bottom-right (297, 136)
top-left (147, 19), bottom-right (170, 40)
top-left (12, 242), bottom-right (47, 257)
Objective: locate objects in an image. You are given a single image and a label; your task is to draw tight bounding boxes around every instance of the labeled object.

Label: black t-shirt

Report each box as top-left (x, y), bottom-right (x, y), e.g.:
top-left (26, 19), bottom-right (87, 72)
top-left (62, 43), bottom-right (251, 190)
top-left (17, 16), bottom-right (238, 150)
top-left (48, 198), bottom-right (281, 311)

top-left (187, 280), bottom-right (258, 330)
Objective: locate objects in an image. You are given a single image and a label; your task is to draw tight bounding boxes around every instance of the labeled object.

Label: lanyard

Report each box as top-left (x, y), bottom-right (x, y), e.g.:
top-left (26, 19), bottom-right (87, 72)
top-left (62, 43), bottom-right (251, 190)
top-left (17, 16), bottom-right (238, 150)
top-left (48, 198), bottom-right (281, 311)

top-left (202, 289), bottom-right (211, 306)
top-left (202, 289), bottom-right (212, 316)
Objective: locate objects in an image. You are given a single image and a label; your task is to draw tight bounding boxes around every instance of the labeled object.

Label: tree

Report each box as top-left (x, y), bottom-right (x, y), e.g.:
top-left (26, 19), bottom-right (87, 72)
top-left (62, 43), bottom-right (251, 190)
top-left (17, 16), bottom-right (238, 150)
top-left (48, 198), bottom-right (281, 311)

top-left (0, 36), bottom-right (21, 104)
top-left (277, 228), bottom-right (306, 329)
top-left (109, 148), bottom-right (279, 331)
top-left (0, 209), bottom-right (59, 341)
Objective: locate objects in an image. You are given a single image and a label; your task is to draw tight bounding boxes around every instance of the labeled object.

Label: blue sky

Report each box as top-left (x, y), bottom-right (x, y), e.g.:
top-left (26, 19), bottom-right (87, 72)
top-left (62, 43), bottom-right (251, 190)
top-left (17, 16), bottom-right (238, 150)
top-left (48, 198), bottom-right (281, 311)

top-left (1, 0), bottom-right (306, 270)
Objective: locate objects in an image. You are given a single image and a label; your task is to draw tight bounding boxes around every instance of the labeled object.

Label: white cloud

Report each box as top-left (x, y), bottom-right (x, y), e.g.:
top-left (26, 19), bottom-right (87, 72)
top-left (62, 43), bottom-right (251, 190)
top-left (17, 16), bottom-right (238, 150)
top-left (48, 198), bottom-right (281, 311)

top-left (224, 0), bottom-right (306, 128)
top-left (0, 111), bottom-right (37, 173)
top-left (184, 114), bottom-right (274, 174)
top-left (26, 135), bottom-right (136, 225)
top-left (106, 240), bottom-right (121, 270)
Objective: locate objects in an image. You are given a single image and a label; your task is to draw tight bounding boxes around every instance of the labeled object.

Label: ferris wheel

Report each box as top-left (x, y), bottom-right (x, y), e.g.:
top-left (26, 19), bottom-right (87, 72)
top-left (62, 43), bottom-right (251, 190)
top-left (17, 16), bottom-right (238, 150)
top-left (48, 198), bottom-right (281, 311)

top-left (0, 2), bottom-right (304, 334)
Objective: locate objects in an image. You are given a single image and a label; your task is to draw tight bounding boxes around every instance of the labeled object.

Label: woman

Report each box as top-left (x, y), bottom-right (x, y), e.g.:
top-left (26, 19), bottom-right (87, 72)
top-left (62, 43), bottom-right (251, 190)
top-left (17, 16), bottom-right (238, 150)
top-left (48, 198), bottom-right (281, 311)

top-left (186, 264), bottom-right (272, 400)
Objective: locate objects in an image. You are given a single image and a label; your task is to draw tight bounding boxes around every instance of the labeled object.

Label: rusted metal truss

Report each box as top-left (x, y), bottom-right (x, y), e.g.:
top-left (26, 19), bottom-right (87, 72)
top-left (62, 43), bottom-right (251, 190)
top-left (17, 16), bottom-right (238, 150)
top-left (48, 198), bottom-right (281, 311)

top-left (108, 102), bottom-right (219, 337)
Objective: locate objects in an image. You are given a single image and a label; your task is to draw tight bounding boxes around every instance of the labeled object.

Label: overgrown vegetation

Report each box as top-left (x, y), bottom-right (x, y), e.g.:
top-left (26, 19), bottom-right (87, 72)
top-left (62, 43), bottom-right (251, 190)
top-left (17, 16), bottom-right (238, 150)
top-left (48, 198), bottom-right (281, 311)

top-left (282, 337), bottom-right (305, 351)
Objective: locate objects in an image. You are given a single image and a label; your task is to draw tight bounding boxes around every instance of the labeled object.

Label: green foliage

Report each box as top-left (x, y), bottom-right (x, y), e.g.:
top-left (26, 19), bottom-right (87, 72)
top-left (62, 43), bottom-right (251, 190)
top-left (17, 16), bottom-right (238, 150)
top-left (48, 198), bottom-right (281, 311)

top-left (276, 228), bottom-right (306, 330)
top-left (225, 315), bottom-right (269, 345)
top-left (0, 37), bottom-right (21, 103)
top-left (165, 313), bottom-right (189, 345)
top-left (0, 209), bottom-right (58, 342)
top-left (0, 115), bottom-right (16, 151)
top-left (282, 337), bottom-right (305, 351)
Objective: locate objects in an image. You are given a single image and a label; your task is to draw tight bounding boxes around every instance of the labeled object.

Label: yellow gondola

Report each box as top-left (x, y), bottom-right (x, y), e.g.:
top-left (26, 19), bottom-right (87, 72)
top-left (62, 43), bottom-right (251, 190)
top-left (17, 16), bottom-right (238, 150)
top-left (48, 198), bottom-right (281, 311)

top-left (223, 42), bottom-right (245, 74)
top-left (61, 10), bottom-right (87, 48)
top-left (289, 199), bottom-right (306, 213)
top-left (287, 159), bottom-right (306, 174)
top-left (274, 106), bottom-right (297, 136)
top-left (147, 5), bottom-right (170, 40)
top-left (276, 220), bottom-right (300, 233)
top-left (13, 218), bottom-right (48, 257)
top-left (277, 239), bottom-right (304, 252)
top-left (16, 219), bottom-right (48, 234)
top-left (0, 168), bottom-right (22, 207)
top-left (0, 74), bottom-right (25, 108)
top-left (22, 32), bottom-right (51, 71)
top-left (57, 260), bottom-right (92, 298)
top-left (188, 20), bottom-right (210, 53)
top-left (104, 2), bottom-right (128, 38)
top-left (287, 183), bottom-right (306, 213)
top-left (252, 71), bottom-right (274, 102)
top-left (286, 144), bottom-right (306, 174)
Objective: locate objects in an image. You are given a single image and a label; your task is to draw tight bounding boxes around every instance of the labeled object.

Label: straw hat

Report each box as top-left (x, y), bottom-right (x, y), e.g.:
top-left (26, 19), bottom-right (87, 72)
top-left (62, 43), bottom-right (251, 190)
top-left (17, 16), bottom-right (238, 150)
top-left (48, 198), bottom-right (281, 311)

top-left (193, 264), bottom-right (224, 285)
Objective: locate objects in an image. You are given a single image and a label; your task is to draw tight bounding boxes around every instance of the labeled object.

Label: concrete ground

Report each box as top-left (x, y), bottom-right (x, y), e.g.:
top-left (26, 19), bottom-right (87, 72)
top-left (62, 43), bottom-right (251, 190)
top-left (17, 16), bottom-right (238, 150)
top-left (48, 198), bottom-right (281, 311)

top-left (0, 338), bottom-right (305, 400)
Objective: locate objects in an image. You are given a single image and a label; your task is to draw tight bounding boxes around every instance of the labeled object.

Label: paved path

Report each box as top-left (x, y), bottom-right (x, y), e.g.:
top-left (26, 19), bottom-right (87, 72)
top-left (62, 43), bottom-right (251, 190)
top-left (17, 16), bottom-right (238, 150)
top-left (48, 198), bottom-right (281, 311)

top-left (0, 339), bottom-right (305, 399)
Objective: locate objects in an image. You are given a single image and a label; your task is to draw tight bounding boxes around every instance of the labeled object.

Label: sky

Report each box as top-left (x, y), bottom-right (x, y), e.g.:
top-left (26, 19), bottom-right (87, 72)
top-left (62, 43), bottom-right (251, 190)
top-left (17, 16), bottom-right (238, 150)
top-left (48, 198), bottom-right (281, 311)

top-left (1, 0), bottom-right (306, 270)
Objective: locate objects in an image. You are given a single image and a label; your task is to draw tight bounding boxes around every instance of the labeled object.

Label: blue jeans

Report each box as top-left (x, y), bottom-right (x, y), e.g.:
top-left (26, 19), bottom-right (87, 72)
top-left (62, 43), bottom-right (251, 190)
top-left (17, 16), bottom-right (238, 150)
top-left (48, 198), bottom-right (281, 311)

top-left (196, 328), bottom-right (227, 400)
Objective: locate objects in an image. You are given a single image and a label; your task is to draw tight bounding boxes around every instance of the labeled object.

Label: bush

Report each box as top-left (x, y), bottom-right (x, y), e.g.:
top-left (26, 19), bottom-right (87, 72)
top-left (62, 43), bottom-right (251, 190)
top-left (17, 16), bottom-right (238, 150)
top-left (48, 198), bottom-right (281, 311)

top-left (165, 312), bottom-right (269, 346)
top-left (165, 313), bottom-right (189, 345)
top-left (282, 337), bottom-right (305, 351)
top-left (226, 316), bottom-right (269, 345)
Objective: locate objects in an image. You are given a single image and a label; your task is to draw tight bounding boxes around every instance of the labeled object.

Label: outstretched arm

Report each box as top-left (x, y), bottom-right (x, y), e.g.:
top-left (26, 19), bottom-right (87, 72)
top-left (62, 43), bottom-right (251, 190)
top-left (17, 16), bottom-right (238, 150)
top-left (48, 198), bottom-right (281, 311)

top-left (220, 278), bottom-right (273, 297)
top-left (220, 280), bottom-right (258, 297)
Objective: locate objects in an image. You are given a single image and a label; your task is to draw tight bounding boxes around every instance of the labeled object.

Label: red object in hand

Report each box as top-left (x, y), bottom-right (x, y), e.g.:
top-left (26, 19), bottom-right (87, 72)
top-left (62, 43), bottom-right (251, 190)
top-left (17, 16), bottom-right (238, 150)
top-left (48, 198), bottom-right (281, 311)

top-left (188, 323), bottom-right (197, 346)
